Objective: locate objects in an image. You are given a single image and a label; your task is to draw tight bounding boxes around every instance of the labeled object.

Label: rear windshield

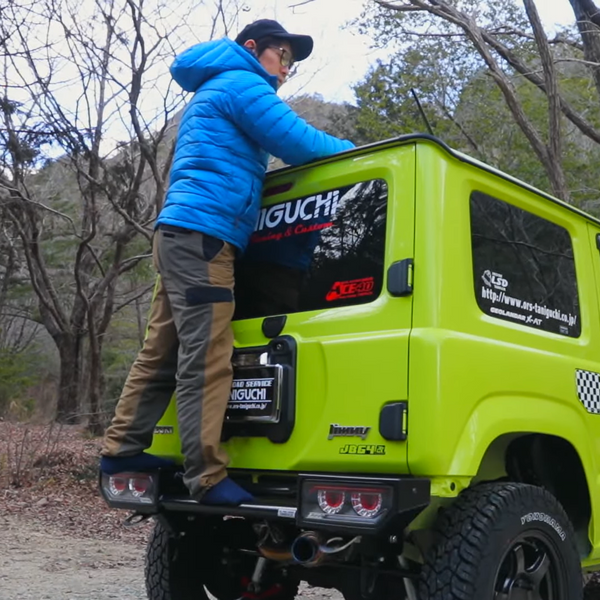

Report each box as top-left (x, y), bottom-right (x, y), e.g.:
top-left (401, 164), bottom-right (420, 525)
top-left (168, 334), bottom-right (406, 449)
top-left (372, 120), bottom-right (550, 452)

top-left (234, 179), bottom-right (388, 320)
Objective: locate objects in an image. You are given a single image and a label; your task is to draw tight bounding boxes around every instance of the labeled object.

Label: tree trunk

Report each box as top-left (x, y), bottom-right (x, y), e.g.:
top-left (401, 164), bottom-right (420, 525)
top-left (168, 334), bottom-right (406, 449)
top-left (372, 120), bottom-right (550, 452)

top-left (135, 296), bottom-right (145, 348)
top-left (87, 293), bottom-right (110, 436)
top-left (87, 338), bottom-right (105, 436)
top-left (569, 0), bottom-right (600, 100)
top-left (55, 335), bottom-right (82, 423)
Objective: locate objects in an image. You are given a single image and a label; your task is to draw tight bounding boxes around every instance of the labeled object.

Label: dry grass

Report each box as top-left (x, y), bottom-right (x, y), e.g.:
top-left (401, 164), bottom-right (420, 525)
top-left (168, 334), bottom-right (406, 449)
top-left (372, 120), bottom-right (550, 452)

top-left (0, 421), bottom-right (150, 545)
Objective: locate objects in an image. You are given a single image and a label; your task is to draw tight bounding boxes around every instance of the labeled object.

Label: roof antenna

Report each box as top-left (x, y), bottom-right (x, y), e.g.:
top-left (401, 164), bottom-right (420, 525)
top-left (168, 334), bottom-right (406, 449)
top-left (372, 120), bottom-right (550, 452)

top-left (410, 88), bottom-right (434, 136)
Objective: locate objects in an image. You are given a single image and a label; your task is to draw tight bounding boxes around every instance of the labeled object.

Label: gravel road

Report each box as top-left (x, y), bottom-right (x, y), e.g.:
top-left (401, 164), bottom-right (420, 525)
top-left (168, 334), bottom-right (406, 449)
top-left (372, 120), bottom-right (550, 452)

top-left (0, 515), bottom-right (343, 600)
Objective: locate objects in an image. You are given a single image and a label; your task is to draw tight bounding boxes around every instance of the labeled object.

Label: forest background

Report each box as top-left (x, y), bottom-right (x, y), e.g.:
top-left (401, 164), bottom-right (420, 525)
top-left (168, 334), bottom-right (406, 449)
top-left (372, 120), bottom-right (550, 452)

top-left (1, 0), bottom-right (599, 434)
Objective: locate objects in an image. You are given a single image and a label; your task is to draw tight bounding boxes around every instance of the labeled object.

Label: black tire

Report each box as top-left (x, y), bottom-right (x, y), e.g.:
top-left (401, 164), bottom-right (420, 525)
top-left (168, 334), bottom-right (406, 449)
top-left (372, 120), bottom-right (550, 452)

top-left (145, 520), bottom-right (210, 600)
top-left (419, 482), bottom-right (582, 600)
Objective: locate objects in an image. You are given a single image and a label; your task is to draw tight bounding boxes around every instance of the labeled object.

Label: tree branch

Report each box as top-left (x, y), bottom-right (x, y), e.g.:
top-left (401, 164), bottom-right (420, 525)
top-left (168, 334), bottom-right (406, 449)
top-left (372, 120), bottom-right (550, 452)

top-left (482, 29), bottom-right (600, 145)
top-left (523, 0), bottom-right (569, 200)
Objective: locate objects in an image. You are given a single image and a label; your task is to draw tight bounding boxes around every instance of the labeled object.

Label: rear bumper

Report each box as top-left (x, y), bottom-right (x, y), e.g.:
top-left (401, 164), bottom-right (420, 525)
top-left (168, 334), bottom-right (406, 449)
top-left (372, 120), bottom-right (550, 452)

top-left (160, 496), bottom-right (298, 521)
top-left (100, 470), bottom-right (430, 535)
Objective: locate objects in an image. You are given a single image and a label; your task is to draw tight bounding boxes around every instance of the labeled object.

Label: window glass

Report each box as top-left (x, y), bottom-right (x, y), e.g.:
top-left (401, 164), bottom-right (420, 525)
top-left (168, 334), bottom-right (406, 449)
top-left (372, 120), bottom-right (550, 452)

top-left (470, 191), bottom-right (580, 337)
top-left (234, 180), bottom-right (388, 320)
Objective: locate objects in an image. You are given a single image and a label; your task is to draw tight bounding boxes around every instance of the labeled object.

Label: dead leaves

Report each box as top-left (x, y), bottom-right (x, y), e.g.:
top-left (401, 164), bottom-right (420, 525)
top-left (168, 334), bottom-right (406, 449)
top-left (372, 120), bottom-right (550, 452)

top-left (0, 422), bottom-right (151, 545)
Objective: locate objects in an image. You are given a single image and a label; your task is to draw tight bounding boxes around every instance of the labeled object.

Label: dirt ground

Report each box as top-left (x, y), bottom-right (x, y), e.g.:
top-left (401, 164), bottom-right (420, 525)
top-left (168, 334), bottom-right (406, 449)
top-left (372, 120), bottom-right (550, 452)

top-left (0, 423), bottom-right (342, 600)
top-left (0, 514), bottom-right (344, 600)
top-left (1, 422), bottom-right (599, 600)
top-left (0, 514), bottom-right (146, 599)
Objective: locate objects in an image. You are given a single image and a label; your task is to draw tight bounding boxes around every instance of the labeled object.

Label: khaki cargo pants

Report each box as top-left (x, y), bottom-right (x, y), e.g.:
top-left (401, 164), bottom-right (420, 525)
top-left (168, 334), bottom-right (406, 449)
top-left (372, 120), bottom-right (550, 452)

top-left (102, 225), bottom-right (236, 497)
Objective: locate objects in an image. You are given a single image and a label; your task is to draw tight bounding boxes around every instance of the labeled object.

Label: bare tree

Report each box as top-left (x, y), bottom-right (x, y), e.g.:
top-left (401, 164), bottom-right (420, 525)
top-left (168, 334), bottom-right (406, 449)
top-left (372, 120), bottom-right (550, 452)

top-left (569, 0), bottom-right (600, 98)
top-left (0, 0), bottom-right (245, 432)
top-left (368, 0), bottom-right (600, 203)
top-left (0, 218), bottom-right (41, 358)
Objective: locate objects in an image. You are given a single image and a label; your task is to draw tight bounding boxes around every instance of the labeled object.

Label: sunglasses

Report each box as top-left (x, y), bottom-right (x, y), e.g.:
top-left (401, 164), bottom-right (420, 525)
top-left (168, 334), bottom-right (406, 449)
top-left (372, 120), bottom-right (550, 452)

top-left (268, 46), bottom-right (294, 68)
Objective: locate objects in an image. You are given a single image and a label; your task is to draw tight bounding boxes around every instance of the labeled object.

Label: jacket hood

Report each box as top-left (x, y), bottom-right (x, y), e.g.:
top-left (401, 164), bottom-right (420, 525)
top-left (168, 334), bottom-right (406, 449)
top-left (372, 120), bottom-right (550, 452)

top-left (170, 37), bottom-right (278, 93)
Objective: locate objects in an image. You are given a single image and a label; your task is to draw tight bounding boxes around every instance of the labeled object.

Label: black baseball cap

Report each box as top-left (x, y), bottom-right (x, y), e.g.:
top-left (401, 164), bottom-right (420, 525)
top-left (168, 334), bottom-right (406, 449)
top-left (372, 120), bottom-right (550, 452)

top-left (235, 19), bottom-right (314, 62)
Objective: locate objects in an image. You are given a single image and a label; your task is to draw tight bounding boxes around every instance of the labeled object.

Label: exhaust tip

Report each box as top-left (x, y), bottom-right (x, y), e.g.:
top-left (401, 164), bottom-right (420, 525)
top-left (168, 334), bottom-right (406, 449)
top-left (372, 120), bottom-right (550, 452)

top-left (290, 535), bottom-right (319, 564)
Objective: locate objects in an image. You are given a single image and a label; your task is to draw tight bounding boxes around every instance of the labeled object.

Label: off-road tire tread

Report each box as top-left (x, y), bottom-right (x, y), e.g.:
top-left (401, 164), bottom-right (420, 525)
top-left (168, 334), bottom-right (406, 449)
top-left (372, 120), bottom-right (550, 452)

top-left (418, 482), bottom-right (580, 600)
top-left (145, 522), bottom-right (170, 600)
top-left (145, 521), bottom-right (202, 600)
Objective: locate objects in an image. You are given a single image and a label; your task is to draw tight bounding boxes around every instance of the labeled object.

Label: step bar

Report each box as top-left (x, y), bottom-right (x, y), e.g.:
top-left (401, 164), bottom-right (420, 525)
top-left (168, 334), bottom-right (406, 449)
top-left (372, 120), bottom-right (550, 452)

top-left (159, 495), bottom-right (298, 521)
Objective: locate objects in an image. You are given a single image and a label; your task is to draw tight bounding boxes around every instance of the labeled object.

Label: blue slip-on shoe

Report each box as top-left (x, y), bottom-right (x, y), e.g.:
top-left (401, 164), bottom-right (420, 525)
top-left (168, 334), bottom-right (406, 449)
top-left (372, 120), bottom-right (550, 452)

top-left (200, 477), bottom-right (255, 506)
top-left (100, 453), bottom-right (175, 474)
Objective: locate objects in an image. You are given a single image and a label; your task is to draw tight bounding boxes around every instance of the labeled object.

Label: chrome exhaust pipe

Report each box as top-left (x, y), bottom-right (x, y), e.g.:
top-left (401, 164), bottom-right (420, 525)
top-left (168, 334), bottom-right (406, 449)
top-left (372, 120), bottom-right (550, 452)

top-left (258, 532), bottom-right (362, 566)
top-left (290, 532), bottom-right (362, 567)
top-left (290, 531), bottom-right (324, 566)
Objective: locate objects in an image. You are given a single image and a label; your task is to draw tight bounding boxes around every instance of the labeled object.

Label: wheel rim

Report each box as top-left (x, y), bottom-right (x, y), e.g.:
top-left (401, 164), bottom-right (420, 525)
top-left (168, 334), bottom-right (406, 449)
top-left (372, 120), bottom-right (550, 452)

top-left (494, 533), bottom-right (563, 599)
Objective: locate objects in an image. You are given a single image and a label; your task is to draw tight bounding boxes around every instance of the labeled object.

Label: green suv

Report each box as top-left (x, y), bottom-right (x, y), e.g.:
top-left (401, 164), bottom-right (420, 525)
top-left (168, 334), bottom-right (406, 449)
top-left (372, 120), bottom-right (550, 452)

top-left (101, 135), bottom-right (597, 600)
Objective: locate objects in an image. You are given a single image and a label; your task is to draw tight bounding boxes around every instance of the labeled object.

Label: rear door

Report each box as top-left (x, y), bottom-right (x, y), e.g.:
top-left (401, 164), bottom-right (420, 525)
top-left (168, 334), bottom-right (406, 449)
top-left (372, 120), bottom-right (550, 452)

top-left (225, 144), bottom-right (417, 474)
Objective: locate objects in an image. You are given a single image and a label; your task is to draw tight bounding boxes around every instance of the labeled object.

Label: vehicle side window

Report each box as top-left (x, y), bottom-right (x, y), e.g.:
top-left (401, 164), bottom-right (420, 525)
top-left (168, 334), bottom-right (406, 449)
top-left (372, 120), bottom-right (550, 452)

top-left (470, 191), bottom-right (581, 338)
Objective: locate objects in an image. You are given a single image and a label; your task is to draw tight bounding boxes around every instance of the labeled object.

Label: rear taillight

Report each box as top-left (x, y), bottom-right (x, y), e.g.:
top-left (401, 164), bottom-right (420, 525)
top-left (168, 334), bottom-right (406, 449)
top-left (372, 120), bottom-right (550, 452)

top-left (129, 475), bottom-right (152, 497)
top-left (317, 489), bottom-right (345, 514)
top-left (108, 476), bottom-right (128, 496)
top-left (351, 491), bottom-right (383, 517)
top-left (300, 479), bottom-right (393, 529)
top-left (101, 472), bottom-right (156, 507)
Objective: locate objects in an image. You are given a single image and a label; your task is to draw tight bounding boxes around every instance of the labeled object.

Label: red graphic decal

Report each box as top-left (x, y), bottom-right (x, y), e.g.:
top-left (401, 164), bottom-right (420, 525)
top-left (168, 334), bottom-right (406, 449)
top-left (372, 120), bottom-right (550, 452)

top-left (326, 277), bottom-right (375, 302)
top-left (250, 231), bottom-right (284, 244)
top-left (292, 221), bottom-right (333, 236)
top-left (250, 221), bottom-right (333, 244)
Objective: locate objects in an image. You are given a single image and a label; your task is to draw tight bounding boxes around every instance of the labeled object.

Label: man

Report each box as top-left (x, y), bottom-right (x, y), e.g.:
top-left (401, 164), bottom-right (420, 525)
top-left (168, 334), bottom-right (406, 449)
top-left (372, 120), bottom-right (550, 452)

top-left (100, 20), bottom-right (355, 506)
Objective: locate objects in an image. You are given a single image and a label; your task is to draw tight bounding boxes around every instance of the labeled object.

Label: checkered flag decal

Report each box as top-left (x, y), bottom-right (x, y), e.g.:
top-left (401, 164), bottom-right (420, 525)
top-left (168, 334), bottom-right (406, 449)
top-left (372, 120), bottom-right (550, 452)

top-left (576, 370), bottom-right (600, 414)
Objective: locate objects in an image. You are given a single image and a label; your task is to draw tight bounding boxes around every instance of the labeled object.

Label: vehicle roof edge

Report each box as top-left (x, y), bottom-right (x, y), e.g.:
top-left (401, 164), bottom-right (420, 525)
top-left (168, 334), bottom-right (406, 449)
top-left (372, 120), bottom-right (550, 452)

top-left (267, 133), bottom-right (600, 228)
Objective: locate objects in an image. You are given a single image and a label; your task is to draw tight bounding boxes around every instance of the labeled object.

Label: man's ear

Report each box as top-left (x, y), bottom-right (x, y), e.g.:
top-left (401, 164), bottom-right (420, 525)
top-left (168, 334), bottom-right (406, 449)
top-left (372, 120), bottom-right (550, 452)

top-left (243, 39), bottom-right (257, 54)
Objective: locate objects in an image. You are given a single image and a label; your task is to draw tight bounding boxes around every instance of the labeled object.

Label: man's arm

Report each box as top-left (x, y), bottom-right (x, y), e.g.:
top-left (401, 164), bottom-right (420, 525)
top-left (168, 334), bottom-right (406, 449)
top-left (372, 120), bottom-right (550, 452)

top-left (225, 76), bottom-right (355, 166)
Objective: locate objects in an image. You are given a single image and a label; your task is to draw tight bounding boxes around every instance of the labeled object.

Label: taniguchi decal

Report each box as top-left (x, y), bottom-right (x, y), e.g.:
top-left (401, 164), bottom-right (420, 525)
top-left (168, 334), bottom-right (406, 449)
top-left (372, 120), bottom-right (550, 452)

top-left (250, 191), bottom-right (340, 244)
top-left (256, 190), bottom-right (340, 231)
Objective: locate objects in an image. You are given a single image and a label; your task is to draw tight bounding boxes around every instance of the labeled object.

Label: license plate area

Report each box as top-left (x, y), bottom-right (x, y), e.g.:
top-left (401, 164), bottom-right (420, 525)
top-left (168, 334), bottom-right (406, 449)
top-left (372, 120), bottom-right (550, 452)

top-left (222, 337), bottom-right (296, 444)
top-left (226, 365), bottom-right (283, 423)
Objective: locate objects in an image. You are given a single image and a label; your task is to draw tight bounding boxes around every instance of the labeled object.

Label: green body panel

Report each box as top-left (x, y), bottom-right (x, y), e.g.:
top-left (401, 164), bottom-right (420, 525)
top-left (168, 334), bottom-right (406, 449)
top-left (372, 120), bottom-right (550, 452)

top-left (148, 137), bottom-right (600, 564)
top-left (407, 143), bottom-right (600, 562)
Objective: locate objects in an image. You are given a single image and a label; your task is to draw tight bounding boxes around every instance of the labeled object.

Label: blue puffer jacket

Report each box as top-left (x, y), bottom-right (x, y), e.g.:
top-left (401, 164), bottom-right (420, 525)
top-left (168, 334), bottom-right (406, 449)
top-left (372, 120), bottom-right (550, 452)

top-left (156, 38), bottom-right (355, 251)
